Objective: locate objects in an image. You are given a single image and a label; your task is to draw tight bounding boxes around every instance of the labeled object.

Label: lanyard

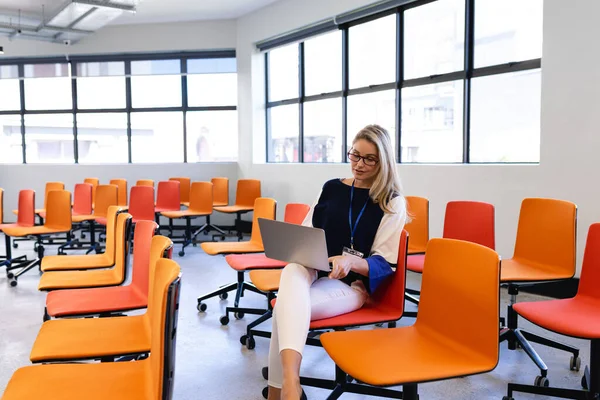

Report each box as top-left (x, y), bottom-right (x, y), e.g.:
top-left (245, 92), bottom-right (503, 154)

top-left (348, 180), bottom-right (370, 250)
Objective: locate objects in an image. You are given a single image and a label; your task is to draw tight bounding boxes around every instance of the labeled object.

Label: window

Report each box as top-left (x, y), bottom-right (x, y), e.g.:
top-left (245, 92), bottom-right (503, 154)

top-left (304, 99), bottom-right (342, 162)
top-left (187, 111), bottom-right (238, 162)
top-left (131, 60), bottom-right (182, 108)
top-left (268, 44), bottom-right (299, 102)
top-left (187, 58), bottom-right (237, 107)
top-left (25, 114), bottom-right (74, 163)
top-left (347, 91), bottom-right (396, 151)
top-left (0, 115), bottom-right (23, 164)
top-left (0, 66), bottom-right (20, 111)
top-left (268, 105), bottom-right (299, 163)
top-left (304, 31), bottom-right (342, 96)
top-left (77, 62), bottom-right (126, 109)
top-left (24, 63), bottom-right (72, 110)
top-left (130, 112), bottom-right (184, 163)
top-left (77, 113), bottom-right (128, 164)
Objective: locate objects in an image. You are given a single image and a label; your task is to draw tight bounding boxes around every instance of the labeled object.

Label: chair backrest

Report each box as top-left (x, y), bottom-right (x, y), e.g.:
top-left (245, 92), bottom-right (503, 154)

top-left (128, 220), bottom-right (158, 291)
top-left (134, 234), bottom-right (174, 298)
top-left (16, 190), bottom-right (36, 227)
top-left (44, 190), bottom-right (72, 231)
top-left (148, 258), bottom-right (181, 400)
top-left (443, 201), bottom-right (495, 250)
top-left (110, 179), bottom-right (128, 206)
top-left (83, 178), bottom-right (99, 205)
top-left (169, 177), bottom-right (191, 204)
top-left (283, 203), bottom-right (310, 225)
top-left (577, 223), bottom-right (600, 299)
top-left (72, 183), bottom-right (93, 216)
top-left (371, 229), bottom-right (408, 311)
top-left (156, 181), bottom-right (180, 212)
top-left (416, 238), bottom-right (500, 365)
top-left (136, 179), bottom-right (154, 188)
top-left (249, 197), bottom-right (277, 246)
top-left (211, 177), bottom-right (229, 206)
top-left (43, 182), bottom-right (65, 209)
top-left (404, 196), bottom-right (429, 254)
top-left (129, 186), bottom-right (156, 222)
top-left (234, 179), bottom-right (261, 208)
top-left (513, 198), bottom-right (576, 276)
top-left (103, 206), bottom-right (122, 262)
top-left (188, 182), bottom-right (213, 214)
top-left (94, 185), bottom-right (119, 218)
top-left (113, 212), bottom-right (133, 279)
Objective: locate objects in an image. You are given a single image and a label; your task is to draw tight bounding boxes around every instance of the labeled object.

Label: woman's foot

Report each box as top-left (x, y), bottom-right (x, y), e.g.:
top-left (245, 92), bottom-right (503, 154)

top-left (281, 378), bottom-right (303, 400)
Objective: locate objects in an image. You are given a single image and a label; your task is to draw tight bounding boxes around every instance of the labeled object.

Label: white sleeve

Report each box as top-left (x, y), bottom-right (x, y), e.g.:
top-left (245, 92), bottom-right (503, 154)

top-left (369, 196), bottom-right (407, 265)
top-left (301, 190), bottom-right (322, 228)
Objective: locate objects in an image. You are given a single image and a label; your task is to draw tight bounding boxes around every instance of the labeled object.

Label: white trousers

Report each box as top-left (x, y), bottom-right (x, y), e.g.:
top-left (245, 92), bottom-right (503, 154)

top-left (267, 263), bottom-right (369, 388)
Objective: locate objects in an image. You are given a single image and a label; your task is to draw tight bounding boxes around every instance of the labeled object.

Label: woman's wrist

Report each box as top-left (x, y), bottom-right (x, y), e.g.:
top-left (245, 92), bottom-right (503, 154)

top-left (350, 257), bottom-right (369, 277)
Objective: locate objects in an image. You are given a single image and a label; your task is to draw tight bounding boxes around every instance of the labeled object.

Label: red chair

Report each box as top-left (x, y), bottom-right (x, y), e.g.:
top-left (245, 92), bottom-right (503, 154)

top-left (129, 186), bottom-right (156, 224)
top-left (504, 223), bottom-right (600, 400)
top-left (57, 183), bottom-right (97, 254)
top-left (0, 190), bottom-right (35, 274)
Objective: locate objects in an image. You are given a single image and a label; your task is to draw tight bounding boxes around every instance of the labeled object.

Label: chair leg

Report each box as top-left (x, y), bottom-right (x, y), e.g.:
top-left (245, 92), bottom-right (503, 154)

top-left (405, 293), bottom-right (420, 305)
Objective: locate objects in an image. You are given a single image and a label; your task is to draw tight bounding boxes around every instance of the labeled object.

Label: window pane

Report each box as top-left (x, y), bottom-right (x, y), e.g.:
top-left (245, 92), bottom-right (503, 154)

top-left (0, 66), bottom-right (20, 111)
top-left (77, 61), bottom-right (126, 109)
top-left (0, 115), bottom-right (23, 164)
top-left (131, 60), bottom-right (180, 75)
top-left (404, 0), bottom-right (465, 79)
top-left (24, 114), bottom-right (74, 164)
top-left (77, 113), bottom-right (128, 164)
top-left (131, 60), bottom-right (182, 108)
top-left (475, 0), bottom-right (543, 68)
top-left (303, 99), bottom-right (342, 163)
top-left (268, 44), bottom-right (299, 102)
top-left (187, 58), bottom-right (237, 107)
top-left (77, 62), bottom-right (124, 76)
top-left (24, 64), bottom-right (72, 110)
top-left (304, 31), bottom-right (342, 96)
top-left (268, 104), bottom-right (299, 162)
top-left (470, 70), bottom-right (541, 163)
top-left (188, 58), bottom-right (236, 74)
top-left (187, 111), bottom-right (238, 162)
top-left (349, 14), bottom-right (396, 89)
top-left (130, 112), bottom-right (183, 163)
top-left (401, 81), bottom-right (463, 163)
top-left (347, 90), bottom-right (396, 153)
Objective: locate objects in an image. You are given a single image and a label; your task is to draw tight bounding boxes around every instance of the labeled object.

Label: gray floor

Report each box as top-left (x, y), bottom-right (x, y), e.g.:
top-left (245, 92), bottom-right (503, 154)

top-left (0, 233), bottom-right (591, 400)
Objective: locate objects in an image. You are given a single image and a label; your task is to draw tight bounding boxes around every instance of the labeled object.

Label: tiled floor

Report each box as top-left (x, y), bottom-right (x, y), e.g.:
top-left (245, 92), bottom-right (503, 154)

top-left (0, 234), bottom-right (591, 399)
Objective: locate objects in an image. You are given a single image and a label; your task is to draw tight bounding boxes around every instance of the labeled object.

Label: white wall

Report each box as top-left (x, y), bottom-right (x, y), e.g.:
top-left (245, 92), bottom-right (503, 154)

top-left (236, 0), bottom-right (600, 276)
top-left (0, 19), bottom-right (236, 58)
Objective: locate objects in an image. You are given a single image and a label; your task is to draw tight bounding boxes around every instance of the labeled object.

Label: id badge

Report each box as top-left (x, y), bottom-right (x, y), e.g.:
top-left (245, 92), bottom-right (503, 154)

top-left (342, 246), bottom-right (364, 259)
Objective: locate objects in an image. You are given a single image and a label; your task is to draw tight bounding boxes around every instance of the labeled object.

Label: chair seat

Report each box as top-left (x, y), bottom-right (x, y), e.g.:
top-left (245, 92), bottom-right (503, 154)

top-left (201, 241), bottom-right (264, 256)
top-left (38, 268), bottom-right (123, 291)
top-left (320, 325), bottom-right (496, 387)
top-left (0, 223), bottom-right (25, 231)
top-left (225, 254), bottom-right (286, 271)
top-left (213, 201), bottom-right (228, 207)
top-left (514, 295), bottom-right (600, 339)
top-left (406, 254), bottom-right (425, 273)
top-left (41, 253), bottom-right (113, 271)
top-left (249, 269), bottom-right (282, 292)
top-left (2, 225), bottom-right (69, 237)
top-left (2, 359), bottom-right (152, 400)
top-left (213, 205), bottom-right (253, 214)
top-left (500, 258), bottom-right (574, 282)
top-left (30, 315), bottom-right (149, 362)
top-left (46, 286), bottom-right (146, 318)
top-left (160, 210), bottom-right (210, 219)
top-left (155, 206), bottom-right (180, 213)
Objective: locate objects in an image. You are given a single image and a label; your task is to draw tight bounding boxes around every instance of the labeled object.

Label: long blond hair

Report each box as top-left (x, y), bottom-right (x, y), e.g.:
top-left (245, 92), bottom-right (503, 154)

top-left (352, 124), bottom-right (405, 214)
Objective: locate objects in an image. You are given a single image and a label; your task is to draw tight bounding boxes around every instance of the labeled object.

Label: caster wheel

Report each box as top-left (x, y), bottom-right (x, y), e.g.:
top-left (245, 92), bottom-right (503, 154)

top-left (178, 251), bottom-right (185, 257)
top-left (10, 279), bottom-right (17, 287)
top-left (240, 335), bottom-right (248, 346)
top-left (502, 397), bottom-right (514, 400)
top-left (234, 311), bottom-right (245, 320)
top-left (197, 302), bottom-right (207, 312)
top-left (246, 336), bottom-right (255, 349)
top-left (12, 243), bottom-right (18, 249)
top-left (581, 374), bottom-right (588, 390)
top-left (262, 386), bottom-right (268, 399)
top-left (7, 272), bottom-right (14, 279)
top-left (219, 293), bottom-right (228, 300)
top-left (570, 355), bottom-right (581, 371)
top-left (262, 367), bottom-right (268, 380)
top-left (220, 315), bottom-right (230, 325)
top-left (534, 376), bottom-right (549, 387)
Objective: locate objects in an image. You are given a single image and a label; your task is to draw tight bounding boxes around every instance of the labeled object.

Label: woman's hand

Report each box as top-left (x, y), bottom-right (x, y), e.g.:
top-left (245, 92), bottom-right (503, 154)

top-left (327, 255), bottom-right (355, 280)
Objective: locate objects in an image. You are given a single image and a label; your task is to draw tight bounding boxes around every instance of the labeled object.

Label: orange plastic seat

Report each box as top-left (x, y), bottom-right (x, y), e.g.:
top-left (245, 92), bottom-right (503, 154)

top-left (70, 183), bottom-right (94, 222)
top-left (211, 177), bottom-right (229, 207)
top-left (155, 181), bottom-right (180, 213)
top-left (404, 196), bottom-right (429, 255)
top-left (319, 238), bottom-right (500, 399)
top-left (41, 206), bottom-right (121, 272)
top-left (249, 269), bottom-right (282, 292)
top-left (135, 179), bottom-right (154, 188)
top-left (12, 182), bottom-right (63, 217)
top-left (129, 185), bottom-right (155, 224)
top-left (109, 179), bottom-right (128, 206)
top-left (83, 178), bottom-right (99, 207)
top-left (91, 184), bottom-right (119, 226)
top-left (45, 229), bottom-right (172, 320)
top-left (37, 213), bottom-right (131, 291)
top-left (169, 177), bottom-right (191, 206)
top-left (213, 178), bottom-right (260, 214)
top-left (1, 258), bottom-right (182, 400)
top-left (1, 190), bottom-right (35, 270)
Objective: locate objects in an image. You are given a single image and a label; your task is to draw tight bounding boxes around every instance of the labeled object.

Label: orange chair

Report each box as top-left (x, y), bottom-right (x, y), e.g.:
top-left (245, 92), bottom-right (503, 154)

top-left (37, 212), bottom-right (131, 291)
top-left (110, 179), bottom-right (128, 207)
top-left (44, 226), bottom-right (171, 321)
top-left (11, 181), bottom-right (64, 217)
top-left (218, 204), bottom-right (310, 330)
top-left (136, 179), bottom-right (154, 188)
top-left (317, 238), bottom-right (500, 400)
top-left (129, 186), bottom-right (156, 224)
top-left (169, 177), bottom-right (191, 207)
top-left (2, 190), bottom-right (72, 287)
top-left (161, 182), bottom-right (213, 257)
top-left (197, 197), bottom-right (276, 316)
top-left (92, 184), bottom-right (119, 226)
top-left (84, 177), bottom-right (99, 207)
top-left (57, 183), bottom-right (97, 254)
top-left (499, 198), bottom-right (578, 384)
top-left (213, 178), bottom-right (261, 240)
top-left (503, 223), bottom-right (600, 400)
top-left (0, 190), bottom-right (35, 274)
top-left (405, 196), bottom-right (429, 255)
top-left (1, 258), bottom-right (182, 400)
top-left (211, 177), bottom-right (229, 207)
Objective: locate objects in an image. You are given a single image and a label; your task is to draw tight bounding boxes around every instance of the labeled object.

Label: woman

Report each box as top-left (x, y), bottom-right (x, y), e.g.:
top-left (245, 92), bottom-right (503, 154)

top-left (267, 124), bottom-right (408, 400)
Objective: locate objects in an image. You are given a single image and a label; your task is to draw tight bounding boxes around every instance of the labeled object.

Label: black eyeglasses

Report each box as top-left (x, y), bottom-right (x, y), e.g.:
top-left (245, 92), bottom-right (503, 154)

top-left (347, 152), bottom-right (379, 166)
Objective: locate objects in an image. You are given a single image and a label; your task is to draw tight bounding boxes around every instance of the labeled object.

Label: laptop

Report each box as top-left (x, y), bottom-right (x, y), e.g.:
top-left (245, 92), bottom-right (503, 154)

top-left (258, 218), bottom-right (332, 271)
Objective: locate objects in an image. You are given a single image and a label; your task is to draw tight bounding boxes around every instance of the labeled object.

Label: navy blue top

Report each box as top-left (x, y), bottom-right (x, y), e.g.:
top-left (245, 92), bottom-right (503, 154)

top-left (311, 178), bottom-right (396, 294)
